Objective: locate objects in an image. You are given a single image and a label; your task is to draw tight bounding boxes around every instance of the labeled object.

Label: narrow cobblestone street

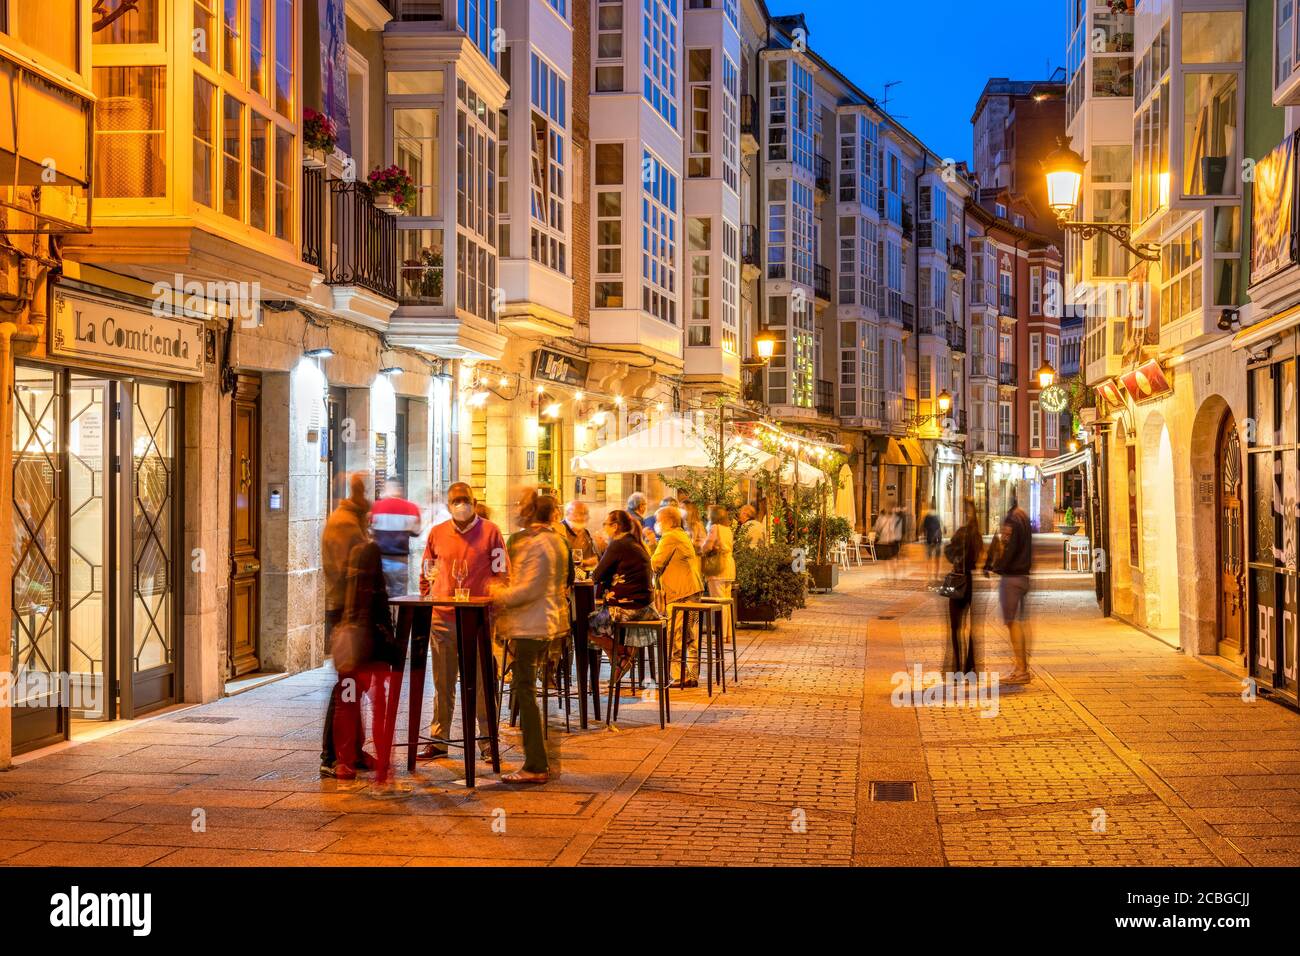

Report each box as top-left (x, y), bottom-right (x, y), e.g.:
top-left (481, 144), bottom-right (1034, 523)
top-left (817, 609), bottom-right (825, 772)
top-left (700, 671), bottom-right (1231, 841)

top-left (2, 558), bottom-right (1297, 868)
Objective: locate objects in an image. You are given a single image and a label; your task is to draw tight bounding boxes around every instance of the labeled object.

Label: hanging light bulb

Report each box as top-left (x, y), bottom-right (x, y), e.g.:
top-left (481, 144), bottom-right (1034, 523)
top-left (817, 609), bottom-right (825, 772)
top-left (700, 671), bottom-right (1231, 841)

top-left (575, 390), bottom-right (584, 402)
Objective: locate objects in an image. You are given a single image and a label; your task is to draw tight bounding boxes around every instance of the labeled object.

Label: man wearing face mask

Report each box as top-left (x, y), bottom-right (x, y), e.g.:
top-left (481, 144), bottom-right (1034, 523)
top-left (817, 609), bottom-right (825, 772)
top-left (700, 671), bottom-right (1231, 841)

top-left (416, 481), bottom-right (508, 760)
top-left (561, 499), bottom-right (602, 570)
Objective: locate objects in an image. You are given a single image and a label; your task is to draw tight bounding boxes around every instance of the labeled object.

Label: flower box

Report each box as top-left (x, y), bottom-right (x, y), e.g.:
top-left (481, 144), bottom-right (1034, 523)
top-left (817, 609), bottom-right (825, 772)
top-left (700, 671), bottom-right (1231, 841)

top-left (372, 193), bottom-right (402, 215)
top-left (303, 146), bottom-right (328, 170)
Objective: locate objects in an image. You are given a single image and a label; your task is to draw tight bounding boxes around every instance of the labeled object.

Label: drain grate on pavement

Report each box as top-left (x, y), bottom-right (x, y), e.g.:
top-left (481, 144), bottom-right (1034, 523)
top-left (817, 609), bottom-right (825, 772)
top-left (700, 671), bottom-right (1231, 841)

top-left (1144, 675), bottom-right (1186, 681)
top-left (172, 715), bottom-right (239, 724)
top-left (0, 791), bottom-right (17, 802)
top-left (876, 616), bottom-right (896, 621)
top-left (869, 780), bottom-right (916, 802)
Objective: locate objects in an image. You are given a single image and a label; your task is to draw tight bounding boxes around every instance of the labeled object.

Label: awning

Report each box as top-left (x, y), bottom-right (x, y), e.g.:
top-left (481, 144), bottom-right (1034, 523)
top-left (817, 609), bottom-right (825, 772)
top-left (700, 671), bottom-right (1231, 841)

top-left (900, 438), bottom-right (929, 467)
top-left (572, 415), bottom-right (773, 475)
top-left (870, 436), bottom-right (910, 466)
top-left (1232, 301), bottom-right (1300, 351)
top-left (1038, 448), bottom-right (1091, 477)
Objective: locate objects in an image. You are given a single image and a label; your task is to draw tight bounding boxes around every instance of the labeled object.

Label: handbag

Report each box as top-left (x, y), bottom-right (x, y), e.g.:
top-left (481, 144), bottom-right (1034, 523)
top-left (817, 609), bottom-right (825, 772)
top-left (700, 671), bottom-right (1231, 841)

top-left (937, 532), bottom-right (969, 601)
top-left (701, 548), bottom-right (723, 579)
top-left (331, 620), bottom-right (372, 675)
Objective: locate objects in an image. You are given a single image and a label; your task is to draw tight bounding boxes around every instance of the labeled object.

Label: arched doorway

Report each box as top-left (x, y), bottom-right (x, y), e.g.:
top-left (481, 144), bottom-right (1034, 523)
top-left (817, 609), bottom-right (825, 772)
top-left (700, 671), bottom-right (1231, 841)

top-left (1216, 413), bottom-right (1245, 661)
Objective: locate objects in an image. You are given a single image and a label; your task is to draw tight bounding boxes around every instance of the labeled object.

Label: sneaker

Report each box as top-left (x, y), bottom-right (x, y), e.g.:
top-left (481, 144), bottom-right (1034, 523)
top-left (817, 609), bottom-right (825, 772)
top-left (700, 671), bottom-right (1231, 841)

top-left (319, 762), bottom-right (338, 779)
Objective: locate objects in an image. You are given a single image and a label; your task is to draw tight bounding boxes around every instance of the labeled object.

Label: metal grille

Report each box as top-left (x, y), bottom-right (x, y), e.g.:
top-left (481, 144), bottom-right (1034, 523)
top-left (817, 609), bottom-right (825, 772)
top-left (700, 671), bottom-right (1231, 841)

top-left (0, 791), bottom-right (18, 802)
top-left (172, 715), bottom-right (238, 724)
top-left (1145, 674), bottom-right (1186, 681)
top-left (869, 781), bottom-right (916, 802)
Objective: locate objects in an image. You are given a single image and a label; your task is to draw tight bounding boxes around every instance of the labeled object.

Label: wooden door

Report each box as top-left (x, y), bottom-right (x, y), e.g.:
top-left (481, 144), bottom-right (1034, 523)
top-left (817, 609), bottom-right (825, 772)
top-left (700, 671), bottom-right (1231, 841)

top-left (1217, 414), bottom-right (1245, 661)
top-left (228, 374), bottom-right (261, 677)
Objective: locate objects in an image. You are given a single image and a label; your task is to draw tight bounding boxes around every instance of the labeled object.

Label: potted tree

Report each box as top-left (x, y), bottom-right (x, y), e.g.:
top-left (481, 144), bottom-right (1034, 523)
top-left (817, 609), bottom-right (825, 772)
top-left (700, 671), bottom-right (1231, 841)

top-left (733, 533), bottom-right (807, 627)
top-left (806, 450), bottom-right (848, 592)
top-left (303, 108), bottom-right (337, 169)
top-left (1057, 506), bottom-right (1080, 536)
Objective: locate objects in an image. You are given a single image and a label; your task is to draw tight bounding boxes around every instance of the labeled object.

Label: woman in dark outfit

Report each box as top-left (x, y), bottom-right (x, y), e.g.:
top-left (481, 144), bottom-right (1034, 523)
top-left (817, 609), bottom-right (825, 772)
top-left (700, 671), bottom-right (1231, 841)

top-left (944, 497), bottom-right (984, 675)
top-left (588, 510), bottom-right (659, 673)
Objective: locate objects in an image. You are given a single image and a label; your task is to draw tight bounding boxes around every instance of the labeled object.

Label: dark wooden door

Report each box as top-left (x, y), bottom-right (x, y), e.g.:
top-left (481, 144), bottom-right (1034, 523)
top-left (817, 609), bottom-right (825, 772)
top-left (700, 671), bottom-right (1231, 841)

top-left (228, 373), bottom-right (261, 677)
top-left (1217, 414), bottom-right (1245, 661)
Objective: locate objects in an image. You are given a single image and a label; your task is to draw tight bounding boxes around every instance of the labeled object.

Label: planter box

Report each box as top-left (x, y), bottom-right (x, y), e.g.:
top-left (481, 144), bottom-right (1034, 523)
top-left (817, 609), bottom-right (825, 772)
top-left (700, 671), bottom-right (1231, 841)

top-left (303, 146), bottom-right (328, 170)
top-left (735, 594), bottom-right (778, 627)
top-left (373, 193), bottom-right (403, 215)
top-left (809, 562), bottom-right (838, 592)
top-left (1056, 523), bottom-right (1080, 536)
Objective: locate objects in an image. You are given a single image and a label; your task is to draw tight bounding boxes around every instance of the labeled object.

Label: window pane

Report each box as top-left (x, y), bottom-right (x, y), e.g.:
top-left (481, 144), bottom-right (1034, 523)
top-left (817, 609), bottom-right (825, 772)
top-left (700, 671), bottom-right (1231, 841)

top-left (93, 67), bottom-right (167, 198)
top-left (249, 114), bottom-right (270, 231)
top-left (193, 77), bottom-right (216, 207)
top-left (91, 0), bottom-right (158, 43)
top-left (14, 0), bottom-right (78, 69)
top-left (223, 94), bottom-right (243, 218)
top-left (393, 108), bottom-right (440, 217)
top-left (274, 0), bottom-right (293, 116)
top-left (1182, 11), bottom-right (1242, 64)
top-left (1183, 73), bottom-right (1238, 196)
top-left (274, 126), bottom-right (293, 240)
top-left (595, 143), bottom-right (623, 184)
top-left (388, 71), bottom-right (445, 95)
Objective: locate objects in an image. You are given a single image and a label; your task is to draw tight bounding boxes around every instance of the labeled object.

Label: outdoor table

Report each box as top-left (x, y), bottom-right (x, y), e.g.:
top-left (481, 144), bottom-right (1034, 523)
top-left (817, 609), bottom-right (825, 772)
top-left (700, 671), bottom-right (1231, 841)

top-left (570, 580), bottom-right (602, 727)
top-left (389, 595), bottom-right (500, 787)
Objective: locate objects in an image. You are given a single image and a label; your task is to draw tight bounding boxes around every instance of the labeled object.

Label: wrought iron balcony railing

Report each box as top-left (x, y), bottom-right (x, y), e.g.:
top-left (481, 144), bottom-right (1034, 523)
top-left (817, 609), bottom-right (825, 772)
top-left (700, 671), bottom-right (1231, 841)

top-left (999, 361), bottom-right (1017, 386)
top-left (327, 180), bottom-right (397, 300)
top-left (816, 379), bottom-right (835, 417)
top-left (302, 166), bottom-right (324, 269)
top-left (814, 263), bottom-right (831, 302)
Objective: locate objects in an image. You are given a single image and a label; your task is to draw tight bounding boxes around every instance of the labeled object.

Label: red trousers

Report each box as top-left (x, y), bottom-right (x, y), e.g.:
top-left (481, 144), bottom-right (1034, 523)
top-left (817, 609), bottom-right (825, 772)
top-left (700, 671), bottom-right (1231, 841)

top-left (332, 664), bottom-right (397, 783)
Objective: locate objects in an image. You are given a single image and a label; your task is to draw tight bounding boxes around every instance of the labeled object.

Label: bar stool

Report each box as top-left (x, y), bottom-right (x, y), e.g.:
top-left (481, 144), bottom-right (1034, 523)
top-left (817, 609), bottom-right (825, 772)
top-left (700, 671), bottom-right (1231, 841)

top-left (605, 620), bottom-right (670, 729)
top-left (502, 635), bottom-right (572, 737)
top-left (668, 601), bottom-right (726, 696)
top-left (698, 595), bottom-right (738, 682)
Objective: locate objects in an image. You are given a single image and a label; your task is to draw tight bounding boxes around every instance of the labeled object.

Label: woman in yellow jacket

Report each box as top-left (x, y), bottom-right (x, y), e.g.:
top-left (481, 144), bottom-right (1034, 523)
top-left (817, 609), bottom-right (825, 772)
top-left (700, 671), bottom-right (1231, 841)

top-left (651, 506), bottom-right (704, 687)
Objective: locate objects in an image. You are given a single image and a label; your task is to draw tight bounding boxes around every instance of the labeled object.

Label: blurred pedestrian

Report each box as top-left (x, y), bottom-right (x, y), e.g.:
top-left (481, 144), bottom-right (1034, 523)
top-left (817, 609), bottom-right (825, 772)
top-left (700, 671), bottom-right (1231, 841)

top-left (684, 501), bottom-right (707, 551)
top-left (738, 503), bottom-right (766, 547)
top-left (562, 499), bottom-right (602, 571)
top-left (370, 478), bottom-right (421, 597)
top-left (702, 505), bottom-right (736, 601)
top-left (320, 473), bottom-right (372, 778)
top-left (983, 495), bottom-right (1033, 684)
top-left (921, 500), bottom-right (943, 585)
top-left (943, 497), bottom-right (983, 675)
top-left (876, 507), bottom-right (902, 580)
top-left (652, 506), bottom-right (704, 687)
top-left (330, 525), bottom-right (404, 794)
top-left (416, 481), bottom-right (508, 760)
top-left (491, 495), bottom-right (569, 783)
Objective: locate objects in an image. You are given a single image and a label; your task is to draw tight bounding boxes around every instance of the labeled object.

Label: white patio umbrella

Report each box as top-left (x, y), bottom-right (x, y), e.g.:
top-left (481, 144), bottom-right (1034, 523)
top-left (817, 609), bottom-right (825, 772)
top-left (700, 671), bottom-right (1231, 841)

top-left (572, 416), bottom-right (774, 476)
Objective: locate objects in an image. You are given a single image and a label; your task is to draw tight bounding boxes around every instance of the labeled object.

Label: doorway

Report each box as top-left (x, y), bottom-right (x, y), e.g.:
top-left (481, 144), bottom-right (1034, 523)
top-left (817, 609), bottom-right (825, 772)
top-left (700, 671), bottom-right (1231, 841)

top-left (228, 373), bottom-right (262, 678)
top-left (10, 365), bottom-right (181, 754)
top-left (1216, 413), bottom-right (1245, 661)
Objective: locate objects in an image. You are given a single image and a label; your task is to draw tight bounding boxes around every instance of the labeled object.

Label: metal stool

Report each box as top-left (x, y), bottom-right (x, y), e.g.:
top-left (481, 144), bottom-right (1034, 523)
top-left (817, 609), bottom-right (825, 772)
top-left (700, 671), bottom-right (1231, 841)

top-left (606, 620), bottom-right (670, 728)
top-left (502, 635), bottom-right (571, 737)
top-left (668, 601), bottom-right (726, 695)
top-left (699, 595), bottom-right (738, 682)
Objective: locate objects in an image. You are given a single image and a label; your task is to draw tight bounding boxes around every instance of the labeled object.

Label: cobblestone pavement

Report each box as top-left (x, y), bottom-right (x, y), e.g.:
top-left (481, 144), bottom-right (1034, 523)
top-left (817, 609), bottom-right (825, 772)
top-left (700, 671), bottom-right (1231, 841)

top-left (1, 555), bottom-right (1297, 867)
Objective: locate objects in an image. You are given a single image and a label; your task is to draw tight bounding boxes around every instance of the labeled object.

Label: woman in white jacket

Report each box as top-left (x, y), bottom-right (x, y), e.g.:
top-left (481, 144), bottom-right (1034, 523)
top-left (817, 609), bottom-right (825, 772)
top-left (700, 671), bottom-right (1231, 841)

top-left (491, 495), bottom-right (569, 783)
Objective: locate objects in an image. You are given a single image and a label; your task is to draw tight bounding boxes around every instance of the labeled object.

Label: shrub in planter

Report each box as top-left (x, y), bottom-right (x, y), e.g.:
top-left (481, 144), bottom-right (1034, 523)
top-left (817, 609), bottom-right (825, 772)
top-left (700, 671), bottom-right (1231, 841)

top-left (733, 533), bottom-right (807, 623)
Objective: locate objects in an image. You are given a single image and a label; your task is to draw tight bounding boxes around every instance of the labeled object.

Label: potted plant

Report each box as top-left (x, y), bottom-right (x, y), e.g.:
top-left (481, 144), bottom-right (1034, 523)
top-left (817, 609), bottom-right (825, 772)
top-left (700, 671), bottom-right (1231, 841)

top-left (733, 534), bottom-right (807, 627)
top-left (1057, 506), bottom-right (1080, 536)
top-left (303, 108), bottom-right (337, 169)
top-left (805, 451), bottom-right (848, 592)
top-left (1106, 0), bottom-right (1134, 14)
top-left (365, 164), bottom-right (416, 215)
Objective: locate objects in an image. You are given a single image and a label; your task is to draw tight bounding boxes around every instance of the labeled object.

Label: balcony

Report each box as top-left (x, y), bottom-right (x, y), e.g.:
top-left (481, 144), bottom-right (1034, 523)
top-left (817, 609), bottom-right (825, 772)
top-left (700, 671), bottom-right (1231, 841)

top-left (385, 0), bottom-right (444, 20)
top-left (901, 203), bottom-right (914, 242)
top-left (999, 432), bottom-right (1016, 456)
top-left (903, 398), bottom-right (917, 423)
top-left (740, 94), bottom-right (760, 155)
top-left (813, 264), bottom-right (831, 304)
top-left (999, 362), bottom-right (1016, 386)
top-left (947, 323), bottom-right (967, 352)
top-left (814, 155), bottom-right (832, 199)
top-left (816, 379), bottom-right (835, 417)
top-left (999, 292), bottom-right (1016, 316)
top-left (328, 180), bottom-right (397, 301)
top-left (919, 309), bottom-right (945, 337)
top-left (741, 225), bottom-right (762, 282)
top-left (901, 301), bottom-right (915, 332)
top-left (949, 243), bottom-right (967, 274)
top-left (957, 409), bottom-right (968, 434)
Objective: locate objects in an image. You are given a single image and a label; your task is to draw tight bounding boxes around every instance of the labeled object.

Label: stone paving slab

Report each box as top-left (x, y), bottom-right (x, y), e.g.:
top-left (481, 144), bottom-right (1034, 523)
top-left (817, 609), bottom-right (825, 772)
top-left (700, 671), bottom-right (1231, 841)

top-left (0, 556), bottom-right (1297, 866)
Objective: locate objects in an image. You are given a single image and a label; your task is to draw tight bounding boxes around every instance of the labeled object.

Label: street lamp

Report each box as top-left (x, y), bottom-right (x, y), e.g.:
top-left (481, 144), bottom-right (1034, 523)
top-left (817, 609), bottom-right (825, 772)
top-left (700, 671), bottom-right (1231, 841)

top-left (743, 329), bottom-right (777, 370)
top-left (1041, 137), bottom-right (1159, 262)
top-left (907, 389), bottom-right (953, 433)
top-left (936, 389), bottom-right (952, 415)
top-left (1036, 360), bottom-right (1057, 390)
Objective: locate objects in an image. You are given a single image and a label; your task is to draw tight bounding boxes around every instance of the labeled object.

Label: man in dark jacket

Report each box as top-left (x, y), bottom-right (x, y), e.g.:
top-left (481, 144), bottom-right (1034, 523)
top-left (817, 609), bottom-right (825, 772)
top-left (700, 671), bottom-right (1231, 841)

top-left (984, 497), bottom-right (1033, 683)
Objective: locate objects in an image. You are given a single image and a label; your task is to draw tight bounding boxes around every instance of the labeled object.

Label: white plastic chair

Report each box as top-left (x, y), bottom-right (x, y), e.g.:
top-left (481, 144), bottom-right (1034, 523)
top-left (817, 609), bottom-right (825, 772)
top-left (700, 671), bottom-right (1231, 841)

top-left (831, 540), bottom-right (851, 570)
top-left (1067, 536), bottom-right (1091, 572)
top-left (863, 532), bottom-right (878, 563)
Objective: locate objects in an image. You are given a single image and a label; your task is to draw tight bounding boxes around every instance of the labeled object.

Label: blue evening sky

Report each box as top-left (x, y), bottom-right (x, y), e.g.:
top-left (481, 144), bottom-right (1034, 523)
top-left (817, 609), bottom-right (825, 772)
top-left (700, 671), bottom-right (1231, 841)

top-left (785, 0), bottom-right (1068, 164)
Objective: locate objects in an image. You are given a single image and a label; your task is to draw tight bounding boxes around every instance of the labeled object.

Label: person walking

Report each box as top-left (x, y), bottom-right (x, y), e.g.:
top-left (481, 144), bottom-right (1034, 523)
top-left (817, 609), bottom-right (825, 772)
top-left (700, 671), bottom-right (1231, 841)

top-left (983, 496), bottom-right (1034, 684)
top-left (943, 497), bottom-right (984, 675)
top-left (320, 473), bottom-right (372, 778)
top-left (370, 478), bottom-right (421, 597)
top-left (490, 495), bottom-right (570, 783)
top-left (652, 506), bottom-right (704, 687)
top-left (876, 507), bottom-right (902, 580)
top-left (330, 526), bottom-right (404, 794)
top-left (416, 481), bottom-right (509, 760)
top-left (921, 501), bottom-right (943, 585)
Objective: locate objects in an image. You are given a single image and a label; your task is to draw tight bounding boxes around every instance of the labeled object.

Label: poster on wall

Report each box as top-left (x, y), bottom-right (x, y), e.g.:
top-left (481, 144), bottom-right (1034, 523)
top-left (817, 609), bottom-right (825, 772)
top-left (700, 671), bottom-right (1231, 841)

top-left (1250, 131), bottom-right (1296, 286)
top-left (318, 0), bottom-right (352, 157)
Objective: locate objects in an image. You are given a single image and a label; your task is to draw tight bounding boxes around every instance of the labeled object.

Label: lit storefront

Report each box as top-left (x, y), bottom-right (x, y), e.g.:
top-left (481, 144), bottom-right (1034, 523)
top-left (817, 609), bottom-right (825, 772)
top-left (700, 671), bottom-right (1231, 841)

top-left (11, 285), bottom-right (197, 752)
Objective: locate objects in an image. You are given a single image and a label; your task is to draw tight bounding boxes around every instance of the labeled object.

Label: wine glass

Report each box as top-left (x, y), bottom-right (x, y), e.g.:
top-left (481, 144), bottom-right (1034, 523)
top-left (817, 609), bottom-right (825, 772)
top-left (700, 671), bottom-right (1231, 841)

top-left (452, 559), bottom-right (468, 600)
top-left (572, 548), bottom-right (584, 581)
top-left (421, 557), bottom-right (436, 595)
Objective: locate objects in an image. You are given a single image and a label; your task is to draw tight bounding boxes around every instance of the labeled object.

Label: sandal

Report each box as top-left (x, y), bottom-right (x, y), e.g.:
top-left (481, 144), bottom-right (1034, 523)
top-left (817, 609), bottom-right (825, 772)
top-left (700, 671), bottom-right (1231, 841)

top-left (501, 768), bottom-right (548, 784)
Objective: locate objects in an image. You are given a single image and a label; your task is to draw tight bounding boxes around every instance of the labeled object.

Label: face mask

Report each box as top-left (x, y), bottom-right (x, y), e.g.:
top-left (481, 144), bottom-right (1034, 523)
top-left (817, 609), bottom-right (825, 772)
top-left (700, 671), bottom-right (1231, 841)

top-left (569, 519), bottom-right (587, 531)
top-left (450, 502), bottom-right (474, 522)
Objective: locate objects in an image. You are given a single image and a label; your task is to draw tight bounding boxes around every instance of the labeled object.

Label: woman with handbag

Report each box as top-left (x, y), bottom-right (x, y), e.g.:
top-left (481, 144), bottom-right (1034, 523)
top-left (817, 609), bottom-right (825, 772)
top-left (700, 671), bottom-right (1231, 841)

top-left (652, 506), bottom-right (704, 688)
top-left (701, 506), bottom-right (736, 601)
top-left (331, 532), bottom-right (403, 793)
top-left (942, 497), bottom-right (984, 674)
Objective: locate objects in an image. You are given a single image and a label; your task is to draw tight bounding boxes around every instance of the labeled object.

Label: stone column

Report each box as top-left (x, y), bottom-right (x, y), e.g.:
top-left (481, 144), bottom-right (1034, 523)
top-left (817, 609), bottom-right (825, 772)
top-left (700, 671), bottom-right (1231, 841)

top-left (182, 371), bottom-right (227, 704)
